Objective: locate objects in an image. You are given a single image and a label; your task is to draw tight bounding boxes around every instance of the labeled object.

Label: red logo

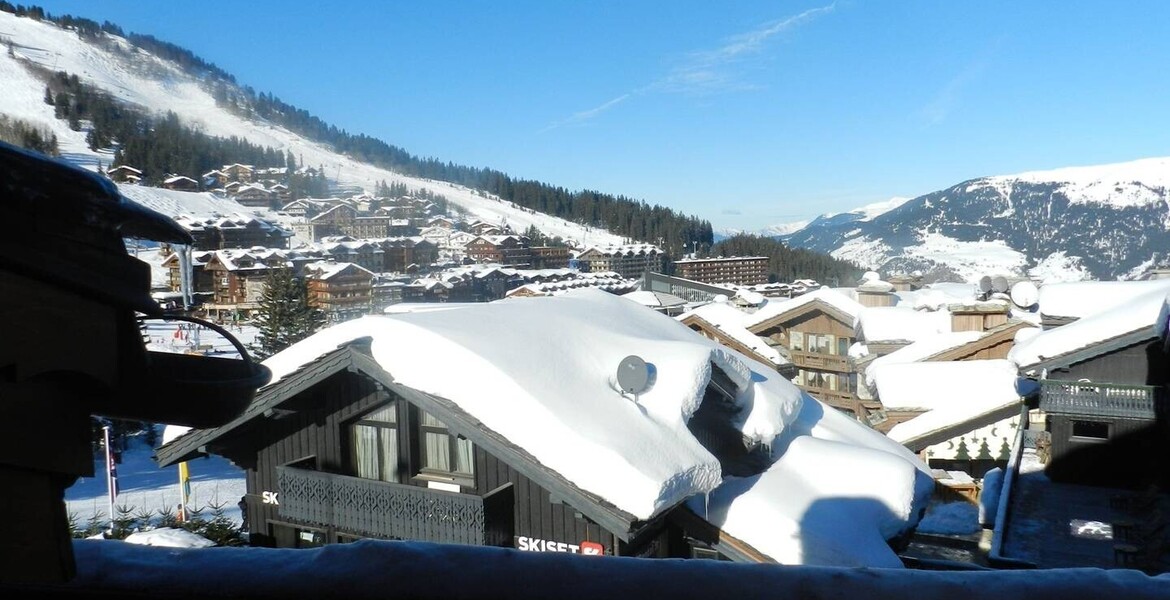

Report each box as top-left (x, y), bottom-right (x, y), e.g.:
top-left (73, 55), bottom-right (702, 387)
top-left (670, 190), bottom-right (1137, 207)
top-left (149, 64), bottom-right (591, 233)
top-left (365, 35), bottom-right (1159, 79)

top-left (579, 541), bottom-right (604, 556)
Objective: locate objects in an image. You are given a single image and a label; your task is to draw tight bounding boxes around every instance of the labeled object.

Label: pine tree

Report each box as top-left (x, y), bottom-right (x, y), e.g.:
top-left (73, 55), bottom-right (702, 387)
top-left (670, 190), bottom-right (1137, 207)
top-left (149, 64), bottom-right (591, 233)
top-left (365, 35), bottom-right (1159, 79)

top-left (253, 268), bottom-right (325, 358)
top-left (44, 86), bottom-right (54, 105)
top-left (976, 438), bottom-right (993, 460)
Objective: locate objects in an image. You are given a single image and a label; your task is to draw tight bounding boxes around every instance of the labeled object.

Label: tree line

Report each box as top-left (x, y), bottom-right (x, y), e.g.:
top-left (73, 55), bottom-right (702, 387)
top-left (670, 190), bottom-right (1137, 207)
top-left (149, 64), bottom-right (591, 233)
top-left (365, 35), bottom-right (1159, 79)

top-left (41, 69), bottom-right (328, 198)
top-left (712, 233), bottom-right (862, 285)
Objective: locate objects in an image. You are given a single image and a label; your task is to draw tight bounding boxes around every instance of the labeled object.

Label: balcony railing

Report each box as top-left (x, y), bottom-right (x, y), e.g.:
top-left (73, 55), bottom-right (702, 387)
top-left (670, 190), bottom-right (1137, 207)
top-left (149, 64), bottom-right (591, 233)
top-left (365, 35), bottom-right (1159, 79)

top-left (276, 466), bottom-right (513, 546)
top-left (1039, 379), bottom-right (1157, 420)
top-left (790, 350), bottom-right (850, 372)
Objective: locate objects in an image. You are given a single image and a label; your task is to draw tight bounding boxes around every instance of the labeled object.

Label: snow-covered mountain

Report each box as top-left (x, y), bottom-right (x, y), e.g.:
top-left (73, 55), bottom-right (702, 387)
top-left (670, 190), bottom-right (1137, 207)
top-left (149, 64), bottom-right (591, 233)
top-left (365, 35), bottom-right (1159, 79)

top-left (775, 160), bottom-right (1170, 282)
top-left (0, 11), bottom-right (623, 246)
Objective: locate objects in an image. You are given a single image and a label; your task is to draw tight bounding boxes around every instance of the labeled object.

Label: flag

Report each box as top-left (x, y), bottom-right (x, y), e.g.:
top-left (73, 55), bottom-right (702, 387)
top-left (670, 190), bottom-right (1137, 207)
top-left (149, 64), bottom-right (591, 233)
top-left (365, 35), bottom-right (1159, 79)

top-left (103, 425), bottom-right (118, 522)
top-left (178, 461), bottom-right (191, 521)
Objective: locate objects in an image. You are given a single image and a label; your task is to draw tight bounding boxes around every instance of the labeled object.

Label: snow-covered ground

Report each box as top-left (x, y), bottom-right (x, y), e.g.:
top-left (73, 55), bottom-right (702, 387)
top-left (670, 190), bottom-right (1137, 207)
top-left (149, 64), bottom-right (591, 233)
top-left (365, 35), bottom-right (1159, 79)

top-left (0, 11), bottom-right (625, 246)
top-left (65, 436), bottom-right (245, 526)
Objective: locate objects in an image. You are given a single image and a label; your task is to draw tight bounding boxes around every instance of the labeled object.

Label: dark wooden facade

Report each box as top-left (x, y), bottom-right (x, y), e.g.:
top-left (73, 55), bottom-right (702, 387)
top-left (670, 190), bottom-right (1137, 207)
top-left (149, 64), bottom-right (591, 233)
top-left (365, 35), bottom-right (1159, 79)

top-left (157, 343), bottom-right (680, 557)
top-left (1036, 335), bottom-right (1170, 489)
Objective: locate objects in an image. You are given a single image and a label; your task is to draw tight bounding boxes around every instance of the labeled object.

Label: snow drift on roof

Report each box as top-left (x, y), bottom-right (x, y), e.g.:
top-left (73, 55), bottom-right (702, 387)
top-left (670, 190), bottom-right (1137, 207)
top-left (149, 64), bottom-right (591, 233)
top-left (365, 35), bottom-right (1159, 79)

top-left (872, 359), bottom-right (1018, 412)
top-left (1037, 279), bottom-right (1170, 320)
top-left (863, 330), bottom-right (985, 388)
top-left (1009, 287), bottom-right (1170, 369)
top-left (743, 287), bottom-right (865, 329)
top-left (857, 306), bottom-right (951, 343)
top-left (693, 435), bottom-right (928, 567)
top-left (262, 289), bottom-right (804, 520)
top-left (678, 301), bottom-right (787, 366)
top-left (690, 393), bottom-right (932, 566)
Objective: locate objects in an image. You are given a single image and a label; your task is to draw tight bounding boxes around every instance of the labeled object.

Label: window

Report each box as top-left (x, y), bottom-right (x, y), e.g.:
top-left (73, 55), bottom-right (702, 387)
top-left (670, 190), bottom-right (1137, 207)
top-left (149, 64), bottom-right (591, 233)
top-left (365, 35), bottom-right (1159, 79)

top-left (419, 411), bottom-right (474, 481)
top-left (351, 403), bottom-right (399, 483)
top-left (1071, 420), bottom-right (1110, 441)
top-left (790, 331), bottom-right (804, 352)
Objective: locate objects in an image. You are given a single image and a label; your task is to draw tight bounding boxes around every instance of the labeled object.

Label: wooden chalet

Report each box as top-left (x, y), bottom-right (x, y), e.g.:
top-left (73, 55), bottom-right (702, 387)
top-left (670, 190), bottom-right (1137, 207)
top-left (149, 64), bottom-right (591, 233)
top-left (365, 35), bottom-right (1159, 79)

top-left (162, 174), bottom-right (199, 192)
top-left (305, 262), bottom-right (375, 322)
top-left (105, 164), bottom-right (141, 184)
top-left (234, 184), bottom-right (276, 208)
top-left (745, 289), bottom-right (864, 415)
top-left (573, 245), bottom-right (665, 280)
top-left (465, 235), bottom-right (530, 267)
top-left (1013, 290), bottom-right (1170, 489)
top-left (529, 246), bottom-right (571, 270)
top-left (221, 163), bottom-right (255, 183)
top-left (155, 339), bottom-right (771, 559)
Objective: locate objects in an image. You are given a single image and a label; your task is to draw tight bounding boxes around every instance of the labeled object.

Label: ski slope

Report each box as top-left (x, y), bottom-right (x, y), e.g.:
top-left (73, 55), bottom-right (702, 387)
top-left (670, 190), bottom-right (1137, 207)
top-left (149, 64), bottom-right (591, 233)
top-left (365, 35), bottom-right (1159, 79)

top-left (0, 11), bottom-right (623, 246)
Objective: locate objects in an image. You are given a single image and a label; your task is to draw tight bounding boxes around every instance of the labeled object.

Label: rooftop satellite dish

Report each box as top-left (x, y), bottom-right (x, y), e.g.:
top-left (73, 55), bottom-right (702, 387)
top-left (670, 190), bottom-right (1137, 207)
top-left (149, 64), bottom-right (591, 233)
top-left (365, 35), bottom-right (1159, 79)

top-left (991, 275), bottom-right (1010, 294)
top-left (978, 276), bottom-right (992, 295)
top-left (1010, 280), bottom-right (1039, 308)
top-left (617, 355), bottom-right (651, 395)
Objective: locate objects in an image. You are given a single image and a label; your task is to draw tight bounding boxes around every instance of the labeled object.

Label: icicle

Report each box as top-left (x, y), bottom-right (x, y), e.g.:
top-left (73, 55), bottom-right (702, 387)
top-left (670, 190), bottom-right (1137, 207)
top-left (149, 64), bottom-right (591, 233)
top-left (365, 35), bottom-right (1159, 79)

top-left (176, 244), bottom-right (193, 311)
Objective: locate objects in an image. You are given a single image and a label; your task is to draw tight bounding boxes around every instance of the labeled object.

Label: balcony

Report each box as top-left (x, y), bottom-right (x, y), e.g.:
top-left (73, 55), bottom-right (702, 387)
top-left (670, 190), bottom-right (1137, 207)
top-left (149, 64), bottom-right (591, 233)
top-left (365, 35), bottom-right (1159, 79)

top-left (789, 350), bottom-right (850, 372)
top-left (1039, 379), bottom-right (1158, 420)
top-left (276, 466), bottom-right (513, 546)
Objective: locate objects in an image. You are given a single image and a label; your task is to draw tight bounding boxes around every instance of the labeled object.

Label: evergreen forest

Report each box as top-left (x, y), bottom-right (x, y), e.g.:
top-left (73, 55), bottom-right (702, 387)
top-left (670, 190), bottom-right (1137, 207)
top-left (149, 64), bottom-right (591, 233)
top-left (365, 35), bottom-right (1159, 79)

top-left (712, 234), bottom-right (862, 285)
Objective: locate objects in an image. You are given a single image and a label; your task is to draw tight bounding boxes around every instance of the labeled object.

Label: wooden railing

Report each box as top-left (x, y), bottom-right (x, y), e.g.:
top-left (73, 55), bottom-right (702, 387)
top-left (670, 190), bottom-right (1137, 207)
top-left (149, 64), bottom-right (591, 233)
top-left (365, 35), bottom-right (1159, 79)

top-left (1039, 380), bottom-right (1157, 419)
top-left (789, 350), bottom-right (850, 372)
top-left (277, 467), bottom-right (512, 546)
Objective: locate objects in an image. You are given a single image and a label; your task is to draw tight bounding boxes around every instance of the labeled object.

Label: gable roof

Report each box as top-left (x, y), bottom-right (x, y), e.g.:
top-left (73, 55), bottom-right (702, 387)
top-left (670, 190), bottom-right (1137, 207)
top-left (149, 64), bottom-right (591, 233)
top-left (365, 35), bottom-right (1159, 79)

top-left (155, 340), bottom-right (646, 540)
top-left (745, 287), bottom-right (864, 333)
top-left (1009, 287), bottom-right (1170, 371)
top-left (873, 360), bottom-right (1025, 451)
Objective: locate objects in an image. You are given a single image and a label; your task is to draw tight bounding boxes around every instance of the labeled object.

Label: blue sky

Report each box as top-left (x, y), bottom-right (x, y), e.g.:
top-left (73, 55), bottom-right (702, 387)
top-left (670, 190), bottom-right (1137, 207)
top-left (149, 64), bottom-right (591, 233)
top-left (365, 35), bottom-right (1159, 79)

top-left (26, 1), bottom-right (1170, 231)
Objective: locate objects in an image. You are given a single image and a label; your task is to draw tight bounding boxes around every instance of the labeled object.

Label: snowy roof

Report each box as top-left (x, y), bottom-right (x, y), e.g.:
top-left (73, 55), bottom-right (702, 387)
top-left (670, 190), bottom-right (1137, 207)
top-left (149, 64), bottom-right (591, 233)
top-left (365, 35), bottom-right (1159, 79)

top-left (1009, 287), bottom-right (1170, 370)
top-left (743, 287), bottom-right (865, 330)
top-left (163, 175), bottom-right (197, 185)
top-left (622, 290), bottom-right (687, 308)
top-left (863, 330), bottom-right (985, 388)
top-left (305, 261), bottom-right (373, 281)
top-left (679, 301), bottom-right (787, 366)
top-left (261, 290), bottom-right (801, 519)
top-left (251, 290), bottom-right (925, 537)
top-left (690, 392), bottom-right (932, 566)
top-left (856, 306), bottom-right (952, 343)
top-left (873, 360), bottom-right (1024, 446)
top-left (1037, 279), bottom-right (1170, 320)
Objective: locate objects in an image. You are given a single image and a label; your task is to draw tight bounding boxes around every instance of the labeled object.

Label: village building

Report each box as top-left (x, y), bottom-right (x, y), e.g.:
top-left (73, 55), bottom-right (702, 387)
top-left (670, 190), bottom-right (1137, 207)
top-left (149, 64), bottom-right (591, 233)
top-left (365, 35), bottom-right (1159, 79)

top-left (464, 235), bottom-right (531, 267)
top-left (673, 256), bottom-right (769, 286)
top-left (992, 283), bottom-right (1170, 571)
top-left (169, 214), bottom-right (292, 251)
top-left (162, 174), bottom-right (199, 192)
top-left (304, 261), bottom-right (376, 322)
top-left (105, 164), bottom-right (142, 184)
top-left (742, 288), bottom-right (866, 415)
top-left (155, 290), bottom-right (931, 566)
top-left (233, 183), bottom-right (277, 208)
top-left (572, 244), bottom-right (665, 280)
top-left (677, 301), bottom-right (796, 377)
top-left (221, 163), bottom-right (256, 183)
top-left (529, 246), bottom-right (571, 270)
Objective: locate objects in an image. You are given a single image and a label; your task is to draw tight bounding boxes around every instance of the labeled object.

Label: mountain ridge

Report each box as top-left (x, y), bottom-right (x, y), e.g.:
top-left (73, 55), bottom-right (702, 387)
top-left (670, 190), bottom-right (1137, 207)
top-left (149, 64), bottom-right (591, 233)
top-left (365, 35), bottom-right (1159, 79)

top-left (769, 156), bottom-right (1170, 282)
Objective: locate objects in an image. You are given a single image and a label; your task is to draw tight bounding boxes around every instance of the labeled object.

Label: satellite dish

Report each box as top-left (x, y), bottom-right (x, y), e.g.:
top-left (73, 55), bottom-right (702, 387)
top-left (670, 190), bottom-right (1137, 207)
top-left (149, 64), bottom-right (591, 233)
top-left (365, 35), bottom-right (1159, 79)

top-left (617, 355), bottom-right (651, 395)
top-left (978, 276), bottom-right (992, 294)
top-left (1010, 280), bottom-right (1039, 308)
top-left (991, 275), bottom-right (1009, 294)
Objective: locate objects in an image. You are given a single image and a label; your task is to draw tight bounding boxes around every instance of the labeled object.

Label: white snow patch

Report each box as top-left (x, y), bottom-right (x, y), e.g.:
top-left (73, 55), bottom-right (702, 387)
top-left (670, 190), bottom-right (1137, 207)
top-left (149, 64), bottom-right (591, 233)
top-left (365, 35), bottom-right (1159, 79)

top-left (123, 528), bottom-right (215, 548)
top-left (1027, 252), bottom-right (1092, 284)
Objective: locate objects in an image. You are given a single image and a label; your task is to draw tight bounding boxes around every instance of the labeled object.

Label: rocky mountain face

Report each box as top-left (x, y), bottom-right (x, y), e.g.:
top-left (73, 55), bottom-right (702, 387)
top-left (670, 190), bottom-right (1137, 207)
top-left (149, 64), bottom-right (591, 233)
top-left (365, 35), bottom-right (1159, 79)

top-left (778, 160), bottom-right (1170, 282)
